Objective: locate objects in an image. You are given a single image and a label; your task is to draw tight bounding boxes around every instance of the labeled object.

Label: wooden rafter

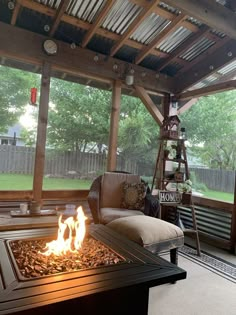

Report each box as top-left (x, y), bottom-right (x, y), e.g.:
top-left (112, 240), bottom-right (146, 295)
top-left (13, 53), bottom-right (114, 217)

top-left (135, 13), bottom-right (186, 65)
top-left (156, 25), bottom-right (209, 71)
top-left (164, 0), bottom-right (236, 40)
top-left (0, 22), bottom-right (173, 93)
top-left (134, 85), bottom-right (163, 126)
top-left (11, 1), bottom-right (21, 25)
top-left (49, 0), bottom-right (70, 37)
top-left (81, 0), bottom-right (115, 48)
top-left (177, 80), bottom-right (236, 100)
top-left (130, 0), bottom-right (199, 33)
top-left (177, 98), bottom-right (199, 114)
top-left (177, 36), bottom-right (230, 77)
top-left (174, 40), bottom-right (236, 93)
top-left (110, 0), bottom-right (161, 57)
top-left (17, 0), bottom-right (168, 59)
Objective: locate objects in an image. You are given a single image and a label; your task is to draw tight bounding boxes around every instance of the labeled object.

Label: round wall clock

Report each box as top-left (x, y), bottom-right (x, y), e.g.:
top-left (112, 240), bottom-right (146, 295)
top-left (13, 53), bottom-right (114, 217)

top-left (43, 39), bottom-right (58, 56)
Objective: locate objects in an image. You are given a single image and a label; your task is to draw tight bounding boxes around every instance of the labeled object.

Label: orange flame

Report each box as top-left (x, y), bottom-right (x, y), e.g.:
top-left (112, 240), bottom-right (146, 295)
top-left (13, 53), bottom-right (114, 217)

top-left (41, 206), bottom-right (87, 256)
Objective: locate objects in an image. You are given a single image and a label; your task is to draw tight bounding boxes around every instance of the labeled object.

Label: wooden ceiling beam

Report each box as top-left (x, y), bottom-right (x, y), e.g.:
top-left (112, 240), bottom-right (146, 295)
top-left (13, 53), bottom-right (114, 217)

top-left (174, 40), bottom-right (236, 93)
top-left (164, 0), bottom-right (236, 40)
top-left (156, 25), bottom-right (209, 71)
top-left (134, 85), bottom-right (163, 125)
top-left (81, 0), bottom-right (115, 48)
top-left (110, 0), bottom-right (161, 57)
top-left (176, 36), bottom-right (230, 77)
top-left (177, 98), bottom-right (199, 114)
top-left (0, 22), bottom-right (173, 93)
top-left (49, 0), bottom-right (71, 37)
top-left (130, 0), bottom-right (199, 33)
top-left (135, 13), bottom-right (186, 64)
top-left (176, 80), bottom-right (236, 100)
top-left (11, 1), bottom-right (21, 25)
top-left (18, 0), bottom-right (168, 59)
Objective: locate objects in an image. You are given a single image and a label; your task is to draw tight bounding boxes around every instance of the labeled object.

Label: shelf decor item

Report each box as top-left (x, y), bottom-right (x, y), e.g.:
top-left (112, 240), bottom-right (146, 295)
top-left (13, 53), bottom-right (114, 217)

top-left (160, 115), bottom-right (180, 139)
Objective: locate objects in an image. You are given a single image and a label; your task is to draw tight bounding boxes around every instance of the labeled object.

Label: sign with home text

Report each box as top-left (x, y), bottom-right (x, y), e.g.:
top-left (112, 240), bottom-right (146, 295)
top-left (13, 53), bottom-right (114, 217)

top-left (159, 190), bottom-right (181, 204)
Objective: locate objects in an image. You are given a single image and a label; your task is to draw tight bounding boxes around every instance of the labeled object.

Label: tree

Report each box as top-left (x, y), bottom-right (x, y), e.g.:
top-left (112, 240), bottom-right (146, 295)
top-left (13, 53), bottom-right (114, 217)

top-left (0, 66), bottom-right (40, 133)
top-left (180, 90), bottom-right (236, 170)
top-left (47, 78), bottom-right (111, 151)
top-left (118, 94), bottom-right (160, 166)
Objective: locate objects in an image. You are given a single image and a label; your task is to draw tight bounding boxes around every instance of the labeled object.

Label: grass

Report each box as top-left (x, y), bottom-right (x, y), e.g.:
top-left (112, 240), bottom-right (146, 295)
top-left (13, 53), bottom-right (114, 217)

top-left (201, 190), bottom-right (234, 203)
top-left (0, 174), bottom-right (92, 190)
top-left (0, 173), bottom-right (234, 203)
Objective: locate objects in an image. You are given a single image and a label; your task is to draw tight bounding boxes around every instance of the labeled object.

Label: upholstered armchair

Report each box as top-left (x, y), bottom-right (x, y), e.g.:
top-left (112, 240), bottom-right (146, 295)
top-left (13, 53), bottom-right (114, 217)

top-left (87, 172), bottom-right (160, 224)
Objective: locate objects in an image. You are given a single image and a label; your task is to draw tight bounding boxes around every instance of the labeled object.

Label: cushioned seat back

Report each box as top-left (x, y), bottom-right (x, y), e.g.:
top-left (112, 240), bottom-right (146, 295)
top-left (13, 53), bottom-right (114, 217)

top-left (101, 172), bottom-right (140, 208)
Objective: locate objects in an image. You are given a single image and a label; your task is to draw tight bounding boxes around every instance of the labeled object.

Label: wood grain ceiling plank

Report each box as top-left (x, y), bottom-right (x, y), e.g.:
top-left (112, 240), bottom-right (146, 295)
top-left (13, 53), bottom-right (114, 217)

top-left (81, 0), bottom-right (116, 48)
top-left (164, 0), bottom-right (236, 40)
top-left (156, 25), bottom-right (209, 71)
top-left (110, 0), bottom-right (160, 57)
top-left (49, 0), bottom-right (71, 36)
top-left (135, 13), bottom-right (186, 64)
top-left (11, 1), bottom-right (21, 25)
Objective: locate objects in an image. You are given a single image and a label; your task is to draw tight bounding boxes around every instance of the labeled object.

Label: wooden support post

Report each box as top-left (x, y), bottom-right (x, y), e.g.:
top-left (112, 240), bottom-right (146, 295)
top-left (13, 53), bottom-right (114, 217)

top-left (163, 93), bottom-right (171, 119)
top-left (33, 62), bottom-right (51, 203)
top-left (107, 80), bottom-right (121, 171)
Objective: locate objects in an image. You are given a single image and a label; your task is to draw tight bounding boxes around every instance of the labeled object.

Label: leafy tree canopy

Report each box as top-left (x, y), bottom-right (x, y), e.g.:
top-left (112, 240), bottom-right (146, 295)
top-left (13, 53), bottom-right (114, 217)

top-left (0, 66), bottom-right (40, 133)
top-left (180, 90), bottom-right (236, 170)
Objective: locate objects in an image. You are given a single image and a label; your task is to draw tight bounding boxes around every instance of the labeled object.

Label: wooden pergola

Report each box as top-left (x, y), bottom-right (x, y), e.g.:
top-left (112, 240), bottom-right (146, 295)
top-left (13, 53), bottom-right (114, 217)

top-left (0, 0), bottom-right (235, 252)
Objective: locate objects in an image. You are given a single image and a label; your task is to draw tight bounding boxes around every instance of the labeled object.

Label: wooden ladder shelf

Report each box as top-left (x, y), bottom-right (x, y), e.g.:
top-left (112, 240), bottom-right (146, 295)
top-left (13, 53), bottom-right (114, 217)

top-left (152, 137), bottom-right (201, 256)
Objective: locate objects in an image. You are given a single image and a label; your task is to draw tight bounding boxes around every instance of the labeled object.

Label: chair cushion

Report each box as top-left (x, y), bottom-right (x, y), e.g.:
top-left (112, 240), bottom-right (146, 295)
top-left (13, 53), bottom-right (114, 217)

top-left (100, 172), bottom-right (140, 208)
top-left (107, 215), bottom-right (183, 247)
top-left (100, 207), bottom-right (144, 224)
top-left (121, 182), bottom-right (146, 210)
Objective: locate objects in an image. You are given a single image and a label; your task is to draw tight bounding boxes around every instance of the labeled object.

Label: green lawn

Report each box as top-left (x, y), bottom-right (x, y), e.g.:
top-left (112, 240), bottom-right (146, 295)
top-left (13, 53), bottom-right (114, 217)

top-left (0, 173), bottom-right (234, 203)
top-left (0, 174), bottom-right (92, 190)
top-left (202, 190), bottom-right (234, 203)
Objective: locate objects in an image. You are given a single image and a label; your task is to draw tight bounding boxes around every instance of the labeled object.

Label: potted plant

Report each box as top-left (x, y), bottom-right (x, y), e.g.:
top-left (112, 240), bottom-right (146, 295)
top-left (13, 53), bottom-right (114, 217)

top-left (180, 179), bottom-right (192, 204)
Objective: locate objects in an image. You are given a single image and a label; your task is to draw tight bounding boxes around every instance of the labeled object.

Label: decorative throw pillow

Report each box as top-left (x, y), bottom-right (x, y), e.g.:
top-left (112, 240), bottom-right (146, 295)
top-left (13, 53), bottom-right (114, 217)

top-left (121, 182), bottom-right (146, 210)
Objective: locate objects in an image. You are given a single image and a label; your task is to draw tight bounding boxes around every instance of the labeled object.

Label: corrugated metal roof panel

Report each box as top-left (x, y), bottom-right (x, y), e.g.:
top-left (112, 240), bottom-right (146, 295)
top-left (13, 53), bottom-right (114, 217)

top-left (102, 0), bottom-right (142, 35)
top-left (139, 54), bottom-right (163, 69)
top-left (66, 0), bottom-right (105, 23)
top-left (217, 60), bottom-right (236, 75)
top-left (87, 34), bottom-right (115, 55)
top-left (159, 2), bottom-right (180, 14)
top-left (210, 29), bottom-right (226, 38)
top-left (186, 17), bottom-right (203, 27)
top-left (131, 13), bottom-right (170, 44)
top-left (157, 26), bottom-right (192, 53)
top-left (180, 37), bottom-right (215, 61)
top-left (114, 45), bottom-right (139, 63)
top-left (160, 61), bottom-right (182, 76)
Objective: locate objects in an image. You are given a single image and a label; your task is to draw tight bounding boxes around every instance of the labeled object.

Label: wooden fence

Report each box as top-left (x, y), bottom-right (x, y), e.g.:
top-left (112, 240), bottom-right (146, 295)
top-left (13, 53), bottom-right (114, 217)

top-left (0, 145), bottom-right (139, 178)
top-left (190, 168), bottom-right (235, 193)
top-left (0, 145), bottom-right (235, 192)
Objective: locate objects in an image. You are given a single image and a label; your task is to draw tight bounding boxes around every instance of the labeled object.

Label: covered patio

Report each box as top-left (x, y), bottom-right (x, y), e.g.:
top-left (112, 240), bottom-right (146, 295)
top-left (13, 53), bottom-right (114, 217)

top-left (0, 0), bottom-right (235, 313)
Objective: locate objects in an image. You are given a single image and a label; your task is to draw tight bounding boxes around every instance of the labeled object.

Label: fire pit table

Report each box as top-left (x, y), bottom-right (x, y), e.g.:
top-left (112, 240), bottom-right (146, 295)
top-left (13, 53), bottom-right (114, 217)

top-left (0, 224), bottom-right (186, 315)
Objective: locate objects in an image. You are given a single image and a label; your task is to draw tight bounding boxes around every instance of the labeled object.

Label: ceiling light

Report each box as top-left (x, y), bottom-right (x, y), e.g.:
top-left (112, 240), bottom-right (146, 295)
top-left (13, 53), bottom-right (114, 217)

top-left (70, 43), bottom-right (76, 49)
top-left (125, 74), bottom-right (134, 86)
top-left (44, 25), bottom-right (50, 32)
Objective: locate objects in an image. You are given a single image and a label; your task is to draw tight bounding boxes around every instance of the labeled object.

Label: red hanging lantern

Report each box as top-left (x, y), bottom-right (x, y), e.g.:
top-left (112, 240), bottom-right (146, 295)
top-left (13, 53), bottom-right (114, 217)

top-left (30, 87), bottom-right (37, 105)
